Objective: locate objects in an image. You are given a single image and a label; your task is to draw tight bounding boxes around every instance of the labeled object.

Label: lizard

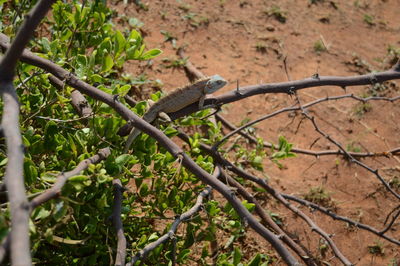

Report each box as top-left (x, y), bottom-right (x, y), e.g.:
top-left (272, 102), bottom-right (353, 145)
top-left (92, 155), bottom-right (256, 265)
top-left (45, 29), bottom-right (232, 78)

top-left (123, 74), bottom-right (227, 153)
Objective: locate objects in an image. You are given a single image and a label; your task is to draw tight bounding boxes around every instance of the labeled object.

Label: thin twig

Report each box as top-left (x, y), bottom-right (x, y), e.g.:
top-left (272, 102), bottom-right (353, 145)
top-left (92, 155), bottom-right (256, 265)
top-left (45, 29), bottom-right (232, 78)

top-left (213, 94), bottom-right (400, 149)
top-left (127, 187), bottom-right (213, 265)
top-left (282, 194), bottom-right (400, 245)
top-left (215, 113), bottom-right (400, 158)
top-left (296, 95), bottom-right (400, 200)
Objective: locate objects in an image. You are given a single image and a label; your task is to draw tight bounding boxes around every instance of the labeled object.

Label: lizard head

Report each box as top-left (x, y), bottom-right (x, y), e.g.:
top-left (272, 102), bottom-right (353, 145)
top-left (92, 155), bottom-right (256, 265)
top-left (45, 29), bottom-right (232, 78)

top-left (205, 75), bottom-right (227, 93)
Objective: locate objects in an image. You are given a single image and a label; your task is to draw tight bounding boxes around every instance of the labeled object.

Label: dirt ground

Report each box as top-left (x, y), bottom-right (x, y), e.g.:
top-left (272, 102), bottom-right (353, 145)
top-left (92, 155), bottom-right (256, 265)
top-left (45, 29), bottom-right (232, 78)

top-left (112, 0), bottom-right (400, 265)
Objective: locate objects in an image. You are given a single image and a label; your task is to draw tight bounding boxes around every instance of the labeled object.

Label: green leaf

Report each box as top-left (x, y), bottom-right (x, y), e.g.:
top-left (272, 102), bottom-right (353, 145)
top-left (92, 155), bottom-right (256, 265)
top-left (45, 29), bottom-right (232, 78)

top-left (128, 29), bottom-right (142, 43)
top-left (69, 175), bottom-right (89, 182)
top-left (114, 30), bottom-right (126, 55)
top-left (53, 201), bottom-right (68, 222)
top-left (96, 193), bottom-right (109, 209)
top-left (247, 254), bottom-right (261, 266)
top-left (40, 37), bottom-right (51, 53)
top-left (60, 29), bottom-right (73, 42)
top-left (67, 133), bottom-right (77, 158)
top-left (24, 158), bottom-right (38, 185)
top-left (233, 246), bottom-right (242, 265)
top-left (126, 45), bottom-right (139, 60)
top-left (140, 49), bottom-right (162, 60)
top-left (0, 158), bottom-right (8, 166)
top-left (117, 84), bottom-right (131, 96)
top-left (91, 74), bottom-right (103, 83)
top-left (102, 54), bottom-right (114, 72)
top-left (177, 249), bottom-right (191, 262)
top-left (242, 200), bottom-right (255, 212)
top-left (148, 232), bottom-right (159, 242)
top-left (41, 172), bottom-right (58, 183)
top-left (43, 121), bottom-right (59, 150)
top-left (32, 207), bottom-right (51, 221)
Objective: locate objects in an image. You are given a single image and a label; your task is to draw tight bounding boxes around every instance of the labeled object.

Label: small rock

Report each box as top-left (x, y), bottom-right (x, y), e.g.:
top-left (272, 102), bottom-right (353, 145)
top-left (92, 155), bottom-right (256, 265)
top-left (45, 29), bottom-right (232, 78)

top-left (266, 25), bottom-right (275, 31)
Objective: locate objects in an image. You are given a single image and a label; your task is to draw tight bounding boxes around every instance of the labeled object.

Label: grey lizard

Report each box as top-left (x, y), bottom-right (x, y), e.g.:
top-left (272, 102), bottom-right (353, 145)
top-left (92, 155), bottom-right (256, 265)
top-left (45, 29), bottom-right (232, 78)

top-left (123, 74), bottom-right (227, 152)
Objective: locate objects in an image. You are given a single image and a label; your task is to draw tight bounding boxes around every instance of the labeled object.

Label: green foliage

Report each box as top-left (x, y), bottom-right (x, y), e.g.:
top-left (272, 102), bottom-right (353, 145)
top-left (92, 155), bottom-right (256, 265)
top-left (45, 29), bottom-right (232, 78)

top-left (304, 186), bottom-right (336, 210)
top-left (346, 141), bottom-right (362, 152)
top-left (265, 5), bottom-right (287, 23)
top-left (160, 30), bottom-right (177, 47)
top-left (0, 1), bottom-right (294, 264)
top-left (313, 39), bottom-right (327, 54)
top-left (182, 12), bottom-right (209, 28)
top-left (255, 42), bottom-right (268, 53)
top-left (271, 136), bottom-right (296, 168)
top-left (363, 14), bottom-right (375, 26)
top-left (161, 56), bottom-right (188, 69)
top-left (367, 241), bottom-right (384, 255)
top-left (0, 0), bottom-right (166, 264)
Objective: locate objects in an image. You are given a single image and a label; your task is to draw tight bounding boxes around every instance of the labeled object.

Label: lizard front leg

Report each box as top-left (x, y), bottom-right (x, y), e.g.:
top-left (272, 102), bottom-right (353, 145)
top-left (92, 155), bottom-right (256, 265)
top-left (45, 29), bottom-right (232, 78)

top-left (198, 94), bottom-right (206, 109)
top-left (198, 94), bottom-right (218, 110)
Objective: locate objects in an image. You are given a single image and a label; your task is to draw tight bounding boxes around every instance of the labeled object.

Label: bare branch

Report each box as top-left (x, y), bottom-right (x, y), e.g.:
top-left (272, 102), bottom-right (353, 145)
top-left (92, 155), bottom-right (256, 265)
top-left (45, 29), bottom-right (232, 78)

top-left (393, 58), bottom-right (400, 71)
top-left (282, 194), bottom-right (400, 246)
top-left (213, 94), bottom-right (400, 149)
top-left (0, 1), bottom-right (55, 265)
top-left (48, 75), bottom-right (93, 118)
top-left (215, 112), bottom-right (400, 158)
top-left (223, 157), bottom-right (352, 265)
top-left (168, 68), bottom-right (400, 120)
top-left (297, 99), bottom-right (400, 200)
top-left (111, 179), bottom-right (126, 266)
top-left (0, 81), bottom-right (31, 265)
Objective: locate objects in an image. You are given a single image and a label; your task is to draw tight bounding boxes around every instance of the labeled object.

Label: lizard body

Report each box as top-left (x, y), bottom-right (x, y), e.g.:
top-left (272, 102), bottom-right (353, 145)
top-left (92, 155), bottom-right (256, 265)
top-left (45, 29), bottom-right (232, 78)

top-left (123, 75), bottom-right (227, 152)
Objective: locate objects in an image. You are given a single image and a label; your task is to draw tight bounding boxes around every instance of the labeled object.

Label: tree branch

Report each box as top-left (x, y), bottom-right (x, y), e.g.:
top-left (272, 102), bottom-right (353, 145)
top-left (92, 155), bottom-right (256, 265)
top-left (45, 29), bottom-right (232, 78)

top-left (215, 106), bottom-right (400, 158)
top-left (48, 75), bottom-right (93, 118)
top-left (297, 98), bottom-right (400, 200)
top-left (0, 2), bottom-right (55, 263)
top-left (168, 69), bottom-right (400, 120)
top-left (0, 82), bottom-right (29, 265)
top-left (213, 94), bottom-right (400, 149)
top-left (282, 194), bottom-right (400, 245)
top-left (111, 178), bottom-right (127, 266)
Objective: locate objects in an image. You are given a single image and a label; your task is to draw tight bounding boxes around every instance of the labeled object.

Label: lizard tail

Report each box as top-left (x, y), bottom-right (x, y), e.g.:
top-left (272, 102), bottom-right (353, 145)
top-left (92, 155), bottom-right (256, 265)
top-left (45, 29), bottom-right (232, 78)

top-left (123, 128), bottom-right (141, 153)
